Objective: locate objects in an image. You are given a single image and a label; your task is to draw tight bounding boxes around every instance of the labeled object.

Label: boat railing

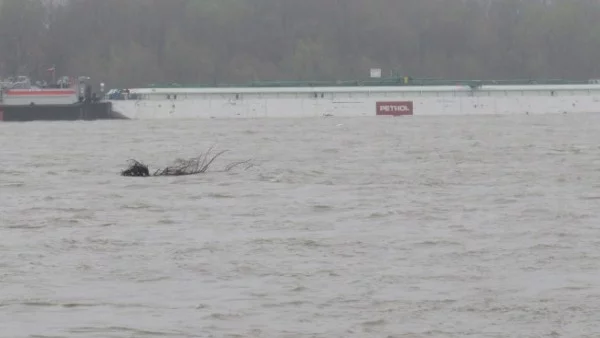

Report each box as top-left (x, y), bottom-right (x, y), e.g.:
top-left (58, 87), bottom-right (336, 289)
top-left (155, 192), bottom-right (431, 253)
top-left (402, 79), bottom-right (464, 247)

top-left (143, 77), bottom-right (595, 89)
top-left (0, 79), bottom-right (31, 90)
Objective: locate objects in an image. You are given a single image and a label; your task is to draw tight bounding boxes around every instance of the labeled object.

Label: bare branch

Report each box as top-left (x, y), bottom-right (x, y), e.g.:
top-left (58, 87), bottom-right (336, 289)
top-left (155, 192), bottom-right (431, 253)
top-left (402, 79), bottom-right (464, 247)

top-left (120, 148), bottom-right (251, 177)
top-left (224, 159), bottom-right (254, 172)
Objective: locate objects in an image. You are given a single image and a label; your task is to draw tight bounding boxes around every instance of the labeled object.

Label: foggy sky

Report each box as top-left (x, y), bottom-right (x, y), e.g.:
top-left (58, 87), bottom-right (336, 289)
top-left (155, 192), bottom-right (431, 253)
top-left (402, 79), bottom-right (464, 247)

top-left (1, 0), bottom-right (599, 87)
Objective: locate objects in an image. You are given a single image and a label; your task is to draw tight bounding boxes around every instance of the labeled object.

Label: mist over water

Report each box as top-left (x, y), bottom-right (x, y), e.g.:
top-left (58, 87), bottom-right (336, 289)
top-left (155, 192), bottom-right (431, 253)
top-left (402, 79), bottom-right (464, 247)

top-left (2, 114), bottom-right (600, 337)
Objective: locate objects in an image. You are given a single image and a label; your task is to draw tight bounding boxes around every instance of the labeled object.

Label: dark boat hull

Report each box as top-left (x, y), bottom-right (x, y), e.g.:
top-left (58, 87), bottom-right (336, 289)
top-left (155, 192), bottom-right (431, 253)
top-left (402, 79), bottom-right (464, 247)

top-left (0, 102), bottom-right (122, 122)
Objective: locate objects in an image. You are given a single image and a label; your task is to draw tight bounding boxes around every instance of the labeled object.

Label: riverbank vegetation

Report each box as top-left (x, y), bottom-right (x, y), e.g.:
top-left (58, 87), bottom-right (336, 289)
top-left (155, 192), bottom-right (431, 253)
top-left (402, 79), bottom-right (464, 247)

top-left (1, 0), bottom-right (600, 88)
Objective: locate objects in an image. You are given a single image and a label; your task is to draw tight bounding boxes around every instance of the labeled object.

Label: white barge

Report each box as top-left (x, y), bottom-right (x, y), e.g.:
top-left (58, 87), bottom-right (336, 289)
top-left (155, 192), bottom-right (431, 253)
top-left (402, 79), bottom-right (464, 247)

top-left (107, 78), bottom-right (600, 119)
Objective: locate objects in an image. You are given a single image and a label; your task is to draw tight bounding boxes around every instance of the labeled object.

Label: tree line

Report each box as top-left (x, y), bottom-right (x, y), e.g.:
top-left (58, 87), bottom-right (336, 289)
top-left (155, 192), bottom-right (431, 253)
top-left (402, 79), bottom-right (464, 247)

top-left (1, 0), bottom-right (600, 89)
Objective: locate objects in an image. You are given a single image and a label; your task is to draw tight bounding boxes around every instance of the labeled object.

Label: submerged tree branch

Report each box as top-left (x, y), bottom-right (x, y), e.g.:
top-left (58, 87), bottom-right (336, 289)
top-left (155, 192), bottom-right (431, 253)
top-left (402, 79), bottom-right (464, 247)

top-left (121, 147), bottom-right (252, 177)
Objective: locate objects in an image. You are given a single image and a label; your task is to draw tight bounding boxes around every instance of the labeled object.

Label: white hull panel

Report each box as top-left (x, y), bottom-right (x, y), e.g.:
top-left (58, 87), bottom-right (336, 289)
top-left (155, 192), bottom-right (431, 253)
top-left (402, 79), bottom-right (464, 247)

top-left (111, 95), bottom-right (600, 120)
top-left (109, 85), bottom-right (600, 119)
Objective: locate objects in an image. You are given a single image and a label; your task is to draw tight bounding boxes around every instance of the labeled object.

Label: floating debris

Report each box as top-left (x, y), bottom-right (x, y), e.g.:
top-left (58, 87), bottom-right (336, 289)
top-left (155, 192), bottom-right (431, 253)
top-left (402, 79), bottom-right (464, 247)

top-left (121, 146), bottom-right (253, 177)
top-left (121, 160), bottom-right (150, 177)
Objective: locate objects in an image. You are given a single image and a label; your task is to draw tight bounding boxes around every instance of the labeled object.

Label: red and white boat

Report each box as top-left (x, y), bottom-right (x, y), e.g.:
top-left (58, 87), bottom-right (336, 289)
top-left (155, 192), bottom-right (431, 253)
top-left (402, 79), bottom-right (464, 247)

top-left (0, 75), bottom-right (114, 122)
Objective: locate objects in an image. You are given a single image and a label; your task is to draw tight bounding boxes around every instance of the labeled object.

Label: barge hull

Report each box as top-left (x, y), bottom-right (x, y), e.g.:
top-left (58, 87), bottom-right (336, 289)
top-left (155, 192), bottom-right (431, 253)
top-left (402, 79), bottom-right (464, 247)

top-left (0, 102), bottom-right (119, 122)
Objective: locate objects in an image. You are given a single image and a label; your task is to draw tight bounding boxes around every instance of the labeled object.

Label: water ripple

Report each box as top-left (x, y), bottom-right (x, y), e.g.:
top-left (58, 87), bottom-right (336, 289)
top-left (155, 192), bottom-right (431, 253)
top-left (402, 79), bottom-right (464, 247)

top-left (2, 115), bottom-right (600, 337)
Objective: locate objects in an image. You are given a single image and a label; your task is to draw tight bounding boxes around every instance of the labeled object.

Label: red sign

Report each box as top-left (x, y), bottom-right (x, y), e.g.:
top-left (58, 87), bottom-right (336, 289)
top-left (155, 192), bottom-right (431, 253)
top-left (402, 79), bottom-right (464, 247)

top-left (376, 101), bottom-right (413, 116)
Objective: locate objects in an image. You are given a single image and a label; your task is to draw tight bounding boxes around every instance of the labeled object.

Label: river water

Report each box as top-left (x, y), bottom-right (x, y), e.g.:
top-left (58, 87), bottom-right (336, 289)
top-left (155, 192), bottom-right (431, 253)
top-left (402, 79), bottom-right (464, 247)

top-left (1, 114), bottom-right (600, 337)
